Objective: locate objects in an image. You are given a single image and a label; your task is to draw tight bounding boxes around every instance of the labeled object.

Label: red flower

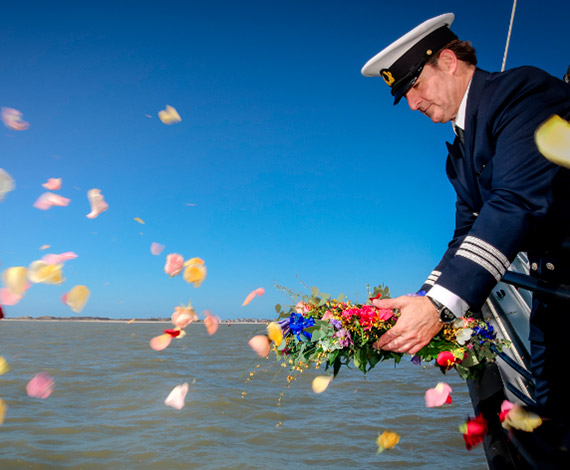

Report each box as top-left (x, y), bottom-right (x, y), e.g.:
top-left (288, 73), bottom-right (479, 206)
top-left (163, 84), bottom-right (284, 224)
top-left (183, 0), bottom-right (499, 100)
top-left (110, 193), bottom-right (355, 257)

top-left (436, 351), bottom-right (457, 369)
top-left (460, 414), bottom-right (488, 450)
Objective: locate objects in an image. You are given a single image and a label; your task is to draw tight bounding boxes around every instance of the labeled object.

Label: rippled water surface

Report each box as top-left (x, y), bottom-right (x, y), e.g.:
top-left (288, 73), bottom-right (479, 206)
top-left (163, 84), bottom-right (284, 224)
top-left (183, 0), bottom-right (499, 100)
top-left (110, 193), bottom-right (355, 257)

top-left (0, 321), bottom-right (487, 469)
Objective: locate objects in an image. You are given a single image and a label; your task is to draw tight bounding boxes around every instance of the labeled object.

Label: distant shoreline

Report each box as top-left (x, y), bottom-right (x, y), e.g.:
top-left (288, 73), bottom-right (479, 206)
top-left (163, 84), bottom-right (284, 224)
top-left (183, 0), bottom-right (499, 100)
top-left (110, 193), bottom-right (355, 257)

top-left (1, 318), bottom-right (267, 324)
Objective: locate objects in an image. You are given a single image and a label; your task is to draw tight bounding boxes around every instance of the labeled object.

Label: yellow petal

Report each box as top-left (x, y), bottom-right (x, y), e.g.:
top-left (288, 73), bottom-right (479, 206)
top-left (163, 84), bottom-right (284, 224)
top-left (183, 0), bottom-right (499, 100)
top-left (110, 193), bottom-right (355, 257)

top-left (267, 321), bottom-right (283, 345)
top-left (65, 285), bottom-right (90, 313)
top-left (0, 399), bottom-right (6, 426)
top-left (377, 430), bottom-right (400, 453)
top-left (0, 357), bottom-right (10, 375)
top-left (134, 217), bottom-right (145, 224)
top-left (184, 257), bottom-right (205, 266)
top-left (503, 404), bottom-right (543, 432)
top-left (27, 261), bottom-right (64, 285)
top-left (535, 115), bottom-right (570, 168)
top-left (312, 375), bottom-right (333, 394)
top-left (158, 105), bottom-right (182, 125)
top-left (2, 267), bottom-right (28, 295)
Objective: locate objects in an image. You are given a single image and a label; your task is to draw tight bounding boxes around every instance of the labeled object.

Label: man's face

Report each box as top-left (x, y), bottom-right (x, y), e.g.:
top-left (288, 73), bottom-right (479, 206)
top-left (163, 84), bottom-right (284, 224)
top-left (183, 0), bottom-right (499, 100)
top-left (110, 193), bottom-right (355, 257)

top-left (404, 62), bottom-right (460, 123)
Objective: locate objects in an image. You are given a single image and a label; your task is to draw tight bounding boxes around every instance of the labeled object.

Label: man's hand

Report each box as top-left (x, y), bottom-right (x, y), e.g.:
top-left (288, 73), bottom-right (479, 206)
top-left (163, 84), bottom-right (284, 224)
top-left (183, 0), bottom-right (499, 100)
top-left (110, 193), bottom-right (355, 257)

top-left (374, 295), bottom-right (443, 355)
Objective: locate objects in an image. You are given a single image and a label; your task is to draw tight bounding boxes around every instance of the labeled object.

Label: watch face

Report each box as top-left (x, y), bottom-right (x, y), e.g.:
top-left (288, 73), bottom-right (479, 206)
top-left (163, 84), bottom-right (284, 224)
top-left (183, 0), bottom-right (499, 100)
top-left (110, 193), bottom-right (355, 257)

top-left (440, 309), bottom-right (456, 323)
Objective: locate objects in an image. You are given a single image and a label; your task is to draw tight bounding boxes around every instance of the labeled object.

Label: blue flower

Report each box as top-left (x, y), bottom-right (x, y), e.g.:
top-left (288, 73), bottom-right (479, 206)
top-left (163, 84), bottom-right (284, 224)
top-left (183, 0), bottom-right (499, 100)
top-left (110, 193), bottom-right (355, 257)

top-left (289, 312), bottom-right (315, 340)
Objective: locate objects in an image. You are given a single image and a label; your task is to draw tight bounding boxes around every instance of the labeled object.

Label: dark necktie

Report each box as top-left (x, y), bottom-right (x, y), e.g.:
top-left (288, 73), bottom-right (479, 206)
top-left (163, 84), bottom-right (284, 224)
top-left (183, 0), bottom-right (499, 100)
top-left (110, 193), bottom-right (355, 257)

top-left (455, 125), bottom-right (465, 146)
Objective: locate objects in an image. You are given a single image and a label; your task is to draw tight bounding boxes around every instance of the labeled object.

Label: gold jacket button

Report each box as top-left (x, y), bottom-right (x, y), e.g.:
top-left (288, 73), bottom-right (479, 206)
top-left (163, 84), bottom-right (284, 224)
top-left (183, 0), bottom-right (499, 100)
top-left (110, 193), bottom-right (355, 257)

top-left (546, 262), bottom-right (555, 271)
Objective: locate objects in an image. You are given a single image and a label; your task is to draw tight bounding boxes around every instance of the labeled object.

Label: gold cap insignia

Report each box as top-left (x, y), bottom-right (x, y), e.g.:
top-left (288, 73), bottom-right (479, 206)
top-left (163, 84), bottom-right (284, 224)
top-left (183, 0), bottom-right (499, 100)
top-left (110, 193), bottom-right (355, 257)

top-left (381, 69), bottom-right (395, 87)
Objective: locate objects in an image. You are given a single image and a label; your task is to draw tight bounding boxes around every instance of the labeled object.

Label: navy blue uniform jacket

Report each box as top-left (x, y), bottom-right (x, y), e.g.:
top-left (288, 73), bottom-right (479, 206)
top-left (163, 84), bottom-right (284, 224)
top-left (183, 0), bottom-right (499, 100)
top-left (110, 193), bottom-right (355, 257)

top-left (422, 67), bottom-right (570, 309)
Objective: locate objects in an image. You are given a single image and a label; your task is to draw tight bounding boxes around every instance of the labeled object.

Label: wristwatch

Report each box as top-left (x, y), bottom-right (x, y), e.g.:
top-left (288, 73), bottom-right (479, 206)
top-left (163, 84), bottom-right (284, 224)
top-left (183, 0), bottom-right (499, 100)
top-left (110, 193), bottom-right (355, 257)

top-left (427, 296), bottom-right (456, 323)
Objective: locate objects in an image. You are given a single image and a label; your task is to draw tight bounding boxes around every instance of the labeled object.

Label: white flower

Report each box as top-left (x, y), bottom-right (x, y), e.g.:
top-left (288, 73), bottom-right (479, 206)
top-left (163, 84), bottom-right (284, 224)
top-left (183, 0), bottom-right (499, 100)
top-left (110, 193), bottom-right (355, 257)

top-left (456, 328), bottom-right (474, 345)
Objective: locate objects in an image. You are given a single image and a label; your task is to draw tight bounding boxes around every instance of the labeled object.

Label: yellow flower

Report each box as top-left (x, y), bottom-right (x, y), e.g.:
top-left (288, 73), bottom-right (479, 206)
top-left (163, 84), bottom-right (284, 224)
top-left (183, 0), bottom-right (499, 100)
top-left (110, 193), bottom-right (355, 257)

top-left (376, 430), bottom-right (400, 453)
top-left (267, 322), bottom-right (283, 345)
top-left (183, 258), bottom-right (207, 287)
top-left (27, 261), bottom-right (64, 285)
top-left (535, 114), bottom-right (570, 168)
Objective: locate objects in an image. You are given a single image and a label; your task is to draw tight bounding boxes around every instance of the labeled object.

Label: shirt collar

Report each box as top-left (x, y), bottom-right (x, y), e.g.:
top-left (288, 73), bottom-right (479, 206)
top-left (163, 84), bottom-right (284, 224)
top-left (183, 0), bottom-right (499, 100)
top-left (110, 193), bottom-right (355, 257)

top-left (452, 78), bottom-right (472, 133)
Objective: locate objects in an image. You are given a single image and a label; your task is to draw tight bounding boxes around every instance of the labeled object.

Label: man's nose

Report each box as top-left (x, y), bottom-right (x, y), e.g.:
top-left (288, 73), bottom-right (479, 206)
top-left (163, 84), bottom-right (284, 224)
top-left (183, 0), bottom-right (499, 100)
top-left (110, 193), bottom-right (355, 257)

top-left (405, 89), bottom-right (421, 111)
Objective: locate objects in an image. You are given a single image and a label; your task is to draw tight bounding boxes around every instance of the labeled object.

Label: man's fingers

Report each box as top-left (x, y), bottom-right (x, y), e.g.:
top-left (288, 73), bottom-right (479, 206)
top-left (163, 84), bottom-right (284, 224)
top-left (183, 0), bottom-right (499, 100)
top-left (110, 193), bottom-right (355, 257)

top-left (373, 296), bottom-right (405, 309)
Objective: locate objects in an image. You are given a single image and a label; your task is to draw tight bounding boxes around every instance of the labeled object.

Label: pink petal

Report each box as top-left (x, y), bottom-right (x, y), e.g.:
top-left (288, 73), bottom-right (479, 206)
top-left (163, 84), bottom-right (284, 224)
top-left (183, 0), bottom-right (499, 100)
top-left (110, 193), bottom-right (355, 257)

top-left (1, 107), bottom-right (29, 131)
top-left (0, 287), bottom-right (22, 305)
top-left (150, 242), bottom-right (165, 256)
top-left (26, 373), bottom-right (55, 399)
top-left (425, 382), bottom-right (453, 408)
top-left (86, 188), bottom-right (108, 219)
top-left (33, 192), bottom-right (71, 210)
top-left (242, 287), bottom-right (265, 306)
top-left (150, 333), bottom-right (172, 351)
top-left (41, 252), bottom-right (78, 265)
top-left (164, 383), bottom-right (189, 410)
top-left (248, 335), bottom-right (270, 357)
top-left (42, 178), bottom-right (61, 190)
top-left (203, 311), bottom-right (220, 335)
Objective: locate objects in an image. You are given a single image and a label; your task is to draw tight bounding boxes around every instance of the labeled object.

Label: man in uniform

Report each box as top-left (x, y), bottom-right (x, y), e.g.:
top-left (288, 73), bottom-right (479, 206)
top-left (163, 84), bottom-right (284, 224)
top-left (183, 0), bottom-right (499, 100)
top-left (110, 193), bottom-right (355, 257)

top-left (361, 13), bottom-right (570, 468)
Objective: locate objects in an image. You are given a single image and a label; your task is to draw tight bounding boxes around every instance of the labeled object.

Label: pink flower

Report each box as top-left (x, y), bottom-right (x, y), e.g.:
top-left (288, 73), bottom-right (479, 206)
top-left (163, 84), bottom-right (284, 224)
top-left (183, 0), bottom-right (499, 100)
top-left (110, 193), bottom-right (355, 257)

top-left (295, 301), bottom-right (311, 315)
top-left (377, 307), bottom-right (394, 321)
top-left (164, 253), bottom-right (184, 277)
top-left (322, 310), bottom-right (333, 321)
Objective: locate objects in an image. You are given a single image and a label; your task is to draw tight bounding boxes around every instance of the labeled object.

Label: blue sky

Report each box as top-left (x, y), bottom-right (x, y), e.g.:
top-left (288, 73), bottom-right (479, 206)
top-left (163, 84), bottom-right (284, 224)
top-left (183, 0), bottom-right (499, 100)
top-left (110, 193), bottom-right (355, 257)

top-left (1, 0), bottom-right (569, 319)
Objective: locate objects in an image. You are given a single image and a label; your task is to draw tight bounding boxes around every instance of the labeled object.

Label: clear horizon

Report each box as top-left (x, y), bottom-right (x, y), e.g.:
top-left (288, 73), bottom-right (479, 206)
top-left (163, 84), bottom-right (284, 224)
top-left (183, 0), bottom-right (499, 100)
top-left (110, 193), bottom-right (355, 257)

top-left (2, 0), bottom-right (569, 319)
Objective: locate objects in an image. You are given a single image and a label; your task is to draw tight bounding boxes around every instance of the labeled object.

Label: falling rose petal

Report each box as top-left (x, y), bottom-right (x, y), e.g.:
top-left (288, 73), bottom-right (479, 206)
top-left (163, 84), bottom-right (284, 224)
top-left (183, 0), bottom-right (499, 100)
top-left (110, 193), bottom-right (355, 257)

top-left (171, 302), bottom-right (198, 328)
top-left (0, 304), bottom-right (3, 319)
top-left (158, 105), bottom-right (181, 125)
top-left (203, 311), bottom-right (220, 335)
top-left (164, 254), bottom-right (185, 277)
top-left (460, 414), bottom-right (488, 450)
top-left (183, 258), bottom-right (207, 287)
top-left (535, 114), bottom-right (570, 168)
top-left (33, 192), bottom-right (70, 210)
top-left (150, 242), bottom-right (165, 256)
top-left (64, 285), bottom-right (90, 313)
top-left (127, 318), bottom-right (136, 324)
top-left (0, 356), bottom-right (10, 375)
top-left (27, 261), bottom-right (64, 285)
top-left (164, 328), bottom-right (182, 338)
top-left (42, 178), bottom-right (61, 190)
top-left (39, 244), bottom-right (51, 250)
top-left (501, 401), bottom-right (542, 432)
top-left (0, 287), bottom-right (23, 305)
top-left (0, 399), bottom-right (6, 426)
top-left (425, 382), bottom-right (453, 408)
top-left (0, 169), bottom-right (15, 201)
top-left (41, 251), bottom-right (78, 265)
top-left (312, 375), bottom-right (333, 394)
top-left (266, 321), bottom-right (283, 345)
top-left (164, 383), bottom-right (189, 410)
top-left (2, 266), bottom-right (28, 295)
top-left (134, 217), bottom-right (145, 224)
top-left (376, 430), bottom-right (400, 453)
top-left (86, 188), bottom-right (108, 219)
top-left (242, 287), bottom-right (265, 306)
top-left (248, 335), bottom-right (270, 357)
top-left (1, 107), bottom-right (29, 130)
top-left (26, 373), bottom-right (55, 399)
top-left (150, 333), bottom-right (173, 351)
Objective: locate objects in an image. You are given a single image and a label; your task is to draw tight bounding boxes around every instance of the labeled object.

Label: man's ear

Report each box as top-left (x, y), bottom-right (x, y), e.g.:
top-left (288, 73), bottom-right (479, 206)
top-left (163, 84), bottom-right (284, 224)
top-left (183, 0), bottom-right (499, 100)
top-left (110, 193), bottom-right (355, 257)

top-left (437, 49), bottom-right (458, 74)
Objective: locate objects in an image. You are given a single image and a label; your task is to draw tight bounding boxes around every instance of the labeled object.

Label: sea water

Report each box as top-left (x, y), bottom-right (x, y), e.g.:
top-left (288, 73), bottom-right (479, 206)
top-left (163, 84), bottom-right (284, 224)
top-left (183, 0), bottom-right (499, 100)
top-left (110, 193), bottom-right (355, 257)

top-left (0, 321), bottom-right (487, 469)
